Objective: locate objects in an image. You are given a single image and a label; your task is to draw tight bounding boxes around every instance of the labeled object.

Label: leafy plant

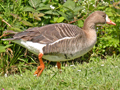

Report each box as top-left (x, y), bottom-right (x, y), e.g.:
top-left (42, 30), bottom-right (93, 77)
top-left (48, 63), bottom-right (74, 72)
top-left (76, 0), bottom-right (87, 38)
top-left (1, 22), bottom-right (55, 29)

top-left (0, 0), bottom-right (120, 75)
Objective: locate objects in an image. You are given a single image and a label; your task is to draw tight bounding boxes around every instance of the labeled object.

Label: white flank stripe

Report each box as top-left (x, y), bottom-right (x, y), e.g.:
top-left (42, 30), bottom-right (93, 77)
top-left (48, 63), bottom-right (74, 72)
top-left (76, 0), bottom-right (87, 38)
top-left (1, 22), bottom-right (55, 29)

top-left (21, 40), bottom-right (46, 54)
top-left (11, 39), bottom-right (46, 55)
top-left (49, 37), bottom-right (73, 45)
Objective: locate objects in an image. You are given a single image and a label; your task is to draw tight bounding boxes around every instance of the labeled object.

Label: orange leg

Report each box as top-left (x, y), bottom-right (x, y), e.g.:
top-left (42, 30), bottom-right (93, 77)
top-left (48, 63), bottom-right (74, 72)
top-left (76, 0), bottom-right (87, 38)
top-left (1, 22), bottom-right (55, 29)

top-left (57, 62), bottom-right (62, 73)
top-left (34, 53), bottom-right (45, 77)
top-left (57, 62), bottom-right (61, 69)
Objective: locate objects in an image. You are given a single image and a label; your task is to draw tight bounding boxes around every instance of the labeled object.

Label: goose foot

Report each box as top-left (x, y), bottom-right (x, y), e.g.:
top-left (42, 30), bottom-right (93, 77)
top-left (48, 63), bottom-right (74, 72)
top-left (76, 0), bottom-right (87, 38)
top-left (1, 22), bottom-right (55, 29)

top-left (34, 53), bottom-right (45, 77)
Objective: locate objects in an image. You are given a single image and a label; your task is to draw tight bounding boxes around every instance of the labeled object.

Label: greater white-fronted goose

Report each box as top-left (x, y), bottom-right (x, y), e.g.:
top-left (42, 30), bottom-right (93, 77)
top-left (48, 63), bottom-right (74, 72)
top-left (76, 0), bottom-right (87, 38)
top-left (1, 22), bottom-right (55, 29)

top-left (2, 11), bottom-right (116, 77)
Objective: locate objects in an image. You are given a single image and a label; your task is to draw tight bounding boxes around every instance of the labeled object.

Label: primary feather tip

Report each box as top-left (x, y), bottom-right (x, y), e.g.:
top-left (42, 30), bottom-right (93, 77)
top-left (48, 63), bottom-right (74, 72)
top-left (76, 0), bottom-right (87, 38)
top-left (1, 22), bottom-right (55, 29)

top-left (1, 38), bottom-right (14, 41)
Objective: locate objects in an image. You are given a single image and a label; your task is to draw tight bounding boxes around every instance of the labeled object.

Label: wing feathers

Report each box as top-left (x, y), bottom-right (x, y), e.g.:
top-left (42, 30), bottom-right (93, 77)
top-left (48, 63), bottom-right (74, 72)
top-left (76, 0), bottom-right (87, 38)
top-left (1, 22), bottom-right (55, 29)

top-left (6, 23), bottom-right (82, 44)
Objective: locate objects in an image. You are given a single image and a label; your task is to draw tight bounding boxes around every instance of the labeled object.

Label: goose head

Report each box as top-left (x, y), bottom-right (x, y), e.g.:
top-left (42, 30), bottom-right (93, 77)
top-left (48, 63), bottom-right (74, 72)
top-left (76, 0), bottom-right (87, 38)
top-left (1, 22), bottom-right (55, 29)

top-left (83, 11), bottom-right (116, 30)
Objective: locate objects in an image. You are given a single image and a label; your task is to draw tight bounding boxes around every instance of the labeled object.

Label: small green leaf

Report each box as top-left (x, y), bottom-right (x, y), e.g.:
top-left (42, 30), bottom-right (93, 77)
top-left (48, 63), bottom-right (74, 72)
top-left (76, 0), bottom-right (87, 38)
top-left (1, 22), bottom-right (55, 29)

top-left (43, 16), bottom-right (51, 19)
top-left (77, 20), bottom-right (83, 27)
top-left (4, 44), bottom-right (13, 48)
top-left (57, 17), bottom-right (65, 23)
top-left (0, 46), bottom-right (6, 52)
top-left (38, 13), bottom-right (45, 17)
top-left (0, 44), bottom-right (13, 53)
top-left (23, 6), bottom-right (36, 12)
top-left (45, 10), bottom-right (59, 15)
top-left (0, 15), bottom-right (2, 19)
top-left (34, 16), bottom-right (41, 21)
top-left (97, 7), bottom-right (105, 10)
top-left (28, 0), bottom-right (41, 8)
top-left (116, 18), bottom-right (120, 22)
top-left (33, 12), bottom-right (44, 21)
top-left (37, 5), bottom-right (51, 10)
top-left (106, 12), bottom-right (113, 16)
top-left (21, 20), bottom-right (33, 26)
top-left (57, 11), bottom-right (68, 20)
top-left (50, 17), bottom-right (58, 23)
top-left (63, 0), bottom-right (75, 10)
top-left (29, 12), bottom-right (34, 18)
top-left (74, 6), bottom-right (83, 13)
top-left (9, 27), bottom-right (22, 32)
top-left (33, 12), bottom-right (39, 17)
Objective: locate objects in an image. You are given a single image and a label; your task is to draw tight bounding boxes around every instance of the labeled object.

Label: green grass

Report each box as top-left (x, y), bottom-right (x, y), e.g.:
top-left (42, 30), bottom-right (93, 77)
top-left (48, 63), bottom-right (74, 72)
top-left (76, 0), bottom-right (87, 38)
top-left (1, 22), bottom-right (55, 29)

top-left (0, 56), bottom-right (120, 90)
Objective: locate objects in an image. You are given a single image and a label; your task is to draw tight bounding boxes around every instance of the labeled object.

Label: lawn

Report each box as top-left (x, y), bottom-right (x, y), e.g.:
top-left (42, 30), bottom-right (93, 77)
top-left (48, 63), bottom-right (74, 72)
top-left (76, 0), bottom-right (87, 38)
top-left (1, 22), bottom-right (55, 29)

top-left (0, 56), bottom-right (120, 90)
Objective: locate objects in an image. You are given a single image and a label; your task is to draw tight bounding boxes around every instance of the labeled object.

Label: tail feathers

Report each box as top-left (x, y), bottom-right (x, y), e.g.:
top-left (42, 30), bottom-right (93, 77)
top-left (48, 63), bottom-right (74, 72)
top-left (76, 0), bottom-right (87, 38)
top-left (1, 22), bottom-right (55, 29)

top-left (1, 38), bottom-right (15, 41)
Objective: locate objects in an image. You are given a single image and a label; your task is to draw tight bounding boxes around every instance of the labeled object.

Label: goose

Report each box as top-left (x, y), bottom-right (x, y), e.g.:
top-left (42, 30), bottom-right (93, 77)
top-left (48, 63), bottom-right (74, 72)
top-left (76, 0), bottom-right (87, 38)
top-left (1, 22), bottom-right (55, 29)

top-left (2, 11), bottom-right (116, 77)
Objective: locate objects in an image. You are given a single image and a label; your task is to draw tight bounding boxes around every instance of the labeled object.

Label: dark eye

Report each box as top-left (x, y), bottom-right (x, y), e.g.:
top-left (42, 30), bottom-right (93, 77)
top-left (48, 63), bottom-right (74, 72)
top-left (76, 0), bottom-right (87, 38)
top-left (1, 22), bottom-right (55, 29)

top-left (102, 15), bottom-right (105, 17)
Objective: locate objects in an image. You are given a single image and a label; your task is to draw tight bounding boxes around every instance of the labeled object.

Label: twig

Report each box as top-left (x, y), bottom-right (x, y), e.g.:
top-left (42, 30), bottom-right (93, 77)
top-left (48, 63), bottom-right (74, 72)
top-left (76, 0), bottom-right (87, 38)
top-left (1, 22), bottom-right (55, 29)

top-left (68, 13), bottom-right (90, 24)
top-left (68, 10), bottom-right (93, 24)
top-left (113, 1), bottom-right (120, 9)
top-left (0, 33), bottom-right (9, 38)
top-left (2, 19), bottom-right (11, 27)
top-left (0, 30), bottom-right (17, 38)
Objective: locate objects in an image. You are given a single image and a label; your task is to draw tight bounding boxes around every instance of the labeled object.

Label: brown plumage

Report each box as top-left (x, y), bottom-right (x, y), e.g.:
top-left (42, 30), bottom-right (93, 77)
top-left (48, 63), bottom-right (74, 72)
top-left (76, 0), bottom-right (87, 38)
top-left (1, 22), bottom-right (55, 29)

top-left (2, 11), bottom-right (116, 76)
